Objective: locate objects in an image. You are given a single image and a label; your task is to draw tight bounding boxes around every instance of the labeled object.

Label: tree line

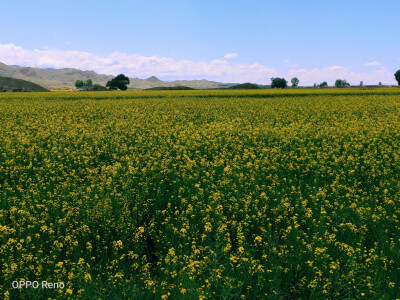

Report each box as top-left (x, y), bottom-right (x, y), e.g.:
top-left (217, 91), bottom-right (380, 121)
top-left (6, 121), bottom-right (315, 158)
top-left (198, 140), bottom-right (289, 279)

top-left (75, 74), bottom-right (130, 91)
top-left (271, 70), bottom-right (400, 88)
top-left (75, 70), bottom-right (400, 91)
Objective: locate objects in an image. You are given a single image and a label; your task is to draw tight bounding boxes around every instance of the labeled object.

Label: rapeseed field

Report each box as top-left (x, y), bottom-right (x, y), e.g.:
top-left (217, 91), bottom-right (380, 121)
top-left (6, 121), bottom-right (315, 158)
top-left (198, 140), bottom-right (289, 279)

top-left (1, 89), bottom-right (400, 299)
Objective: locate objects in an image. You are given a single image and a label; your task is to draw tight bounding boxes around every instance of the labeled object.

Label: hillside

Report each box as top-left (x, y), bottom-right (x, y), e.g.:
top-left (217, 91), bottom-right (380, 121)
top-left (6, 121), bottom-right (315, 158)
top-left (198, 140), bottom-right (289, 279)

top-left (0, 77), bottom-right (49, 92)
top-left (144, 86), bottom-right (195, 90)
top-left (228, 82), bottom-right (261, 89)
top-left (0, 62), bottom-right (235, 90)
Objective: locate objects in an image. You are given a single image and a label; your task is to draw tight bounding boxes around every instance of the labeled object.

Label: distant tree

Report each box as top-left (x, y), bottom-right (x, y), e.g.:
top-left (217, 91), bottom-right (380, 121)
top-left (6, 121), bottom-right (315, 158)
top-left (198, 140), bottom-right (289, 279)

top-left (84, 79), bottom-right (93, 88)
top-left (395, 70), bottom-right (400, 86)
top-left (75, 80), bottom-right (84, 89)
top-left (360, 81), bottom-right (363, 87)
top-left (313, 83), bottom-right (317, 88)
top-left (335, 79), bottom-right (350, 88)
top-left (379, 82), bottom-right (382, 86)
top-left (291, 77), bottom-right (299, 87)
top-left (106, 74), bottom-right (130, 91)
top-left (271, 77), bottom-right (287, 89)
top-left (319, 81), bottom-right (328, 88)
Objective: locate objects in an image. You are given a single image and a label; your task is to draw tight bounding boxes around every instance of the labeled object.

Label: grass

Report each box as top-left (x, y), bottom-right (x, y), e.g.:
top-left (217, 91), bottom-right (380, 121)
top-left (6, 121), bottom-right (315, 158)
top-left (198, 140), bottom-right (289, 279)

top-left (0, 77), bottom-right (49, 92)
top-left (1, 88), bottom-right (400, 299)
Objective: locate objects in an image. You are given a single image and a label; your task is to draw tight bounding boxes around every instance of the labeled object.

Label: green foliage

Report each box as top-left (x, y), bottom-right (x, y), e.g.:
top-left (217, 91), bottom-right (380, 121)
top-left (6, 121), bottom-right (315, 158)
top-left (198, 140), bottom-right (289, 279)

top-left (106, 74), bottom-right (130, 91)
top-left (84, 79), bottom-right (93, 88)
top-left (0, 76), bottom-right (49, 92)
top-left (91, 84), bottom-right (108, 91)
top-left (75, 79), bottom-right (105, 91)
top-left (335, 79), bottom-right (350, 88)
top-left (319, 81), bottom-right (328, 88)
top-left (145, 86), bottom-right (195, 90)
top-left (271, 77), bottom-right (287, 88)
top-left (1, 89), bottom-right (400, 299)
top-left (395, 70), bottom-right (400, 86)
top-left (228, 82), bottom-right (261, 89)
top-left (74, 79), bottom-right (84, 89)
top-left (291, 77), bottom-right (299, 87)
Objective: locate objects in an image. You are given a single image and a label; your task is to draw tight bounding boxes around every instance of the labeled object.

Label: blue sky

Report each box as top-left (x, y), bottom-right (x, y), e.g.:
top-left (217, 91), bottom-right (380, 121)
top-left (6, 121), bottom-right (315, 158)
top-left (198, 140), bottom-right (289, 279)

top-left (1, 0), bottom-right (399, 85)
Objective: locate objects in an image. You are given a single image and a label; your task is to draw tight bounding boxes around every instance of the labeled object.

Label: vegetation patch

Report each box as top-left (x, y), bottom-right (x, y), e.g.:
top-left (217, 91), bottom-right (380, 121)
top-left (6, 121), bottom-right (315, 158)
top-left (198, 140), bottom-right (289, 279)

top-left (0, 76), bottom-right (49, 92)
top-left (144, 86), bottom-right (195, 90)
top-left (228, 82), bottom-right (261, 89)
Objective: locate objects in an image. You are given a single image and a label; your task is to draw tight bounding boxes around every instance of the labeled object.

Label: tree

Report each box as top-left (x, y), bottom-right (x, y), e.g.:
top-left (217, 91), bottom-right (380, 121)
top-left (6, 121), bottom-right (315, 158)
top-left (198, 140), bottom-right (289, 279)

top-left (75, 80), bottom-right (84, 89)
top-left (319, 82), bottom-right (328, 88)
top-left (291, 77), bottom-right (299, 87)
top-left (360, 81), bottom-right (363, 87)
top-left (335, 79), bottom-right (350, 88)
top-left (271, 77), bottom-right (287, 89)
top-left (379, 82), bottom-right (382, 87)
top-left (106, 74), bottom-right (130, 91)
top-left (84, 79), bottom-right (93, 88)
top-left (395, 70), bottom-right (400, 86)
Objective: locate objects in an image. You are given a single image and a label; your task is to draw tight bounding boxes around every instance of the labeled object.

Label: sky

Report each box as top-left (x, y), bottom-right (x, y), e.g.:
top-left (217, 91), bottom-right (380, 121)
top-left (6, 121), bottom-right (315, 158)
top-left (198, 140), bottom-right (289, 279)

top-left (0, 0), bottom-right (399, 85)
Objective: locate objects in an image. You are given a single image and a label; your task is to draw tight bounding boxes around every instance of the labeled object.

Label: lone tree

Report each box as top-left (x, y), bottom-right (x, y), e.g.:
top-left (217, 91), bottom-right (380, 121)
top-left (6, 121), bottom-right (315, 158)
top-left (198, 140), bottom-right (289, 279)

top-left (271, 77), bottom-right (287, 89)
top-left (335, 79), bottom-right (350, 88)
top-left (106, 74), bottom-right (130, 91)
top-left (75, 80), bottom-right (84, 89)
top-left (291, 77), bottom-right (299, 87)
top-left (319, 81), bottom-right (328, 88)
top-left (395, 70), bottom-right (400, 86)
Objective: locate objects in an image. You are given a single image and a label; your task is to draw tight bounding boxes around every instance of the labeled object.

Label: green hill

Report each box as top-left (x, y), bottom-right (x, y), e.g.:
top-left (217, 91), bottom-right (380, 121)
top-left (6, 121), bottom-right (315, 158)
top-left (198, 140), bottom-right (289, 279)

top-left (228, 82), bottom-right (261, 89)
top-left (144, 86), bottom-right (195, 90)
top-left (0, 77), bottom-right (49, 92)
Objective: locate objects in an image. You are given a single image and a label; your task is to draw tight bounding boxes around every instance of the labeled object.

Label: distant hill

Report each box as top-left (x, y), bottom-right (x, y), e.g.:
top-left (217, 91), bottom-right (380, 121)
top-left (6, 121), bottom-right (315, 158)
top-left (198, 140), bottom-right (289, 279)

top-left (144, 86), bottom-right (195, 90)
top-left (0, 77), bottom-right (49, 92)
top-left (0, 62), bottom-right (236, 90)
top-left (144, 76), bottom-right (163, 83)
top-left (229, 82), bottom-right (261, 89)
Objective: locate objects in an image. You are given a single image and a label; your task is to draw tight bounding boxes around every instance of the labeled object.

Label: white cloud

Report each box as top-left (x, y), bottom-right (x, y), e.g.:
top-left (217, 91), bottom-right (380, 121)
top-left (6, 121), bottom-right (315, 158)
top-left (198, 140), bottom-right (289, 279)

top-left (0, 44), bottom-right (276, 83)
top-left (287, 66), bottom-right (395, 85)
top-left (0, 44), bottom-right (395, 85)
top-left (325, 65), bottom-right (345, 71)
top-left (65, 41), bottom-right (71, 45)
top-left (365, 61), bottom-right (381, 67)
top-left (284, 59), bottom-right (300, 68)
top-left (224, 53), bottom-right (238, 59)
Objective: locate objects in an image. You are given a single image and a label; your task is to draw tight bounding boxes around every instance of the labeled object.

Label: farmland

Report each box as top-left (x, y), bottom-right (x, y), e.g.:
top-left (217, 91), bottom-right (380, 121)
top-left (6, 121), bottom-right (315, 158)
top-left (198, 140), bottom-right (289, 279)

top-left (1, 88), bottom-right (400, 299)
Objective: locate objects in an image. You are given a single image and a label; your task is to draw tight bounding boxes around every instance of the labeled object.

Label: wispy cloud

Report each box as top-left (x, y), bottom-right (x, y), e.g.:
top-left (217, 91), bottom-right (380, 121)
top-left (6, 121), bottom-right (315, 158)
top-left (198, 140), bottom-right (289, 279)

top-left (224, 53), bottom-right (238, 59)
top-left (365, 61), bottom-right (381, 66)
top-left (283, 59), bottom-right (300, 68)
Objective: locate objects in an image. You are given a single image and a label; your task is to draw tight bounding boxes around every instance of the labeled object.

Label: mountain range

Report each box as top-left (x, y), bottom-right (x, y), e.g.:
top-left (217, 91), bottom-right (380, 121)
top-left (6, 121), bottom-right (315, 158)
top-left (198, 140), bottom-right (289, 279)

top-left (0, 62), bottom-right (235, 90)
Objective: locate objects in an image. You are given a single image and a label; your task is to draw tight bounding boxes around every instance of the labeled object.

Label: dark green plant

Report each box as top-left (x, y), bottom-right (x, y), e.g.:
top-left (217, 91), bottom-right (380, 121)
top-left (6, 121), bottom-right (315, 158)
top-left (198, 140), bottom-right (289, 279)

top-left (319, 82), bottom-right (328, 88)
top-left (395, 70), bottom-right (400, 86)
top-left (335, 79), bottom-right (350, 88)
top-left (75, 79), bottom-right (84, 89)
top-left (106, 74), bottom-right (130, 91)
top-left (291, 77), bottom-right (299, 87)
top-left (271, 77), bottom-right (287, 89)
